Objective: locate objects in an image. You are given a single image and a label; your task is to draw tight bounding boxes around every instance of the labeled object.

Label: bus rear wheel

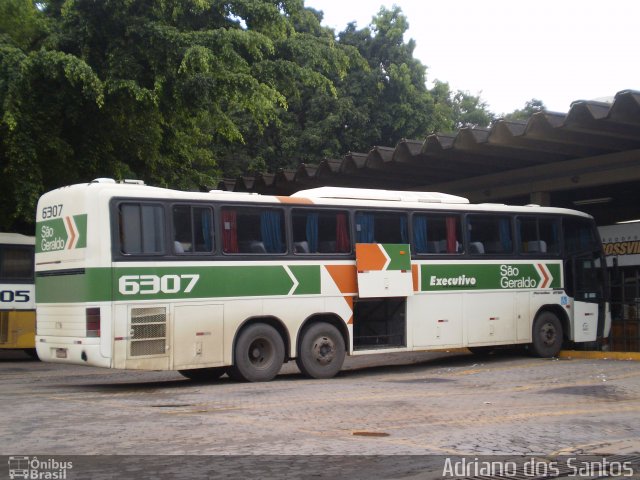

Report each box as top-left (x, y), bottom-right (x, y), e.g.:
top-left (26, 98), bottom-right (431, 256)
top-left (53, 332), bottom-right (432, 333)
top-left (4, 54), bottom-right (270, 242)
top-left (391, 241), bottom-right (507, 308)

top-left (296, 323), bottom-right (345, 379)
top-left (229, 323), bottom-right (284, 382)
top-left (531, 311), bottom-right (563, 357)
top-left (178, 367), bottom-right (226, 381)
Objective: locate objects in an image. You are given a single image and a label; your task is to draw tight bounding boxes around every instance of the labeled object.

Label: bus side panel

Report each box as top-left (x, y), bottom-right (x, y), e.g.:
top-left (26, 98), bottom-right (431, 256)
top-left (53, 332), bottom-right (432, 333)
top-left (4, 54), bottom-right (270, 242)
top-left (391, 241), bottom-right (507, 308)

top-left (515, 292), bottom-right (531, 342)
top-left (113, 304), bottom-right (128, 369)
top-left (465, 292), bottom-right (516, 346)
top-left (99, 303), bottom-right (112, 359)
top-left (410, 293), bottom-right (463, 348)
top-left (172, 303), bottom-right (224, 370)
top-left (572, 300), bottom-right (599, 342)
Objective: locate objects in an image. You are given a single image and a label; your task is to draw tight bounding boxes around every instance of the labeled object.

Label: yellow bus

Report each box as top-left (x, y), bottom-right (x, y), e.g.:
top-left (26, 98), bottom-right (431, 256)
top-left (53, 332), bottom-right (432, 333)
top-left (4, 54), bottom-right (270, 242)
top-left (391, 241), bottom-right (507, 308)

top-left (0, 233), bottom-right (36, 356)
top-left (35, 181), bottom-right (610, 381)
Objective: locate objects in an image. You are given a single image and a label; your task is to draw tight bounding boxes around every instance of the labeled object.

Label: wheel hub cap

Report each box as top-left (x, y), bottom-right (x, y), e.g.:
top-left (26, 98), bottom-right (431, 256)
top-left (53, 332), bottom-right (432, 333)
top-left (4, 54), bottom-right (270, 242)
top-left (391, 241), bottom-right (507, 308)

top-left (312, 336), bottom-right (335, 365)
top-left (541, 322), bottom-right (556, 346)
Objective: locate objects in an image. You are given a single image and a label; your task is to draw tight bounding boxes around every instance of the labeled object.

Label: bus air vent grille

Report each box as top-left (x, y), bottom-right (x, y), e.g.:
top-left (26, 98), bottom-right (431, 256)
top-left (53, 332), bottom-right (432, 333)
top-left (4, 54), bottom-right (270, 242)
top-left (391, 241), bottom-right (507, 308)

top-left (129, 307), bottom-right (167, 357)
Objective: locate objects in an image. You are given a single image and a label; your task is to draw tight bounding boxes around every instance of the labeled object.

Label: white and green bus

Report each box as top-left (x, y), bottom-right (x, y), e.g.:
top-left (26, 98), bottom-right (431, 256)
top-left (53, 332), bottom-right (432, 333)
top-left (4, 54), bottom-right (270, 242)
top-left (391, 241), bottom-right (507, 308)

top-left (35, 180), bottom-right (610, 381)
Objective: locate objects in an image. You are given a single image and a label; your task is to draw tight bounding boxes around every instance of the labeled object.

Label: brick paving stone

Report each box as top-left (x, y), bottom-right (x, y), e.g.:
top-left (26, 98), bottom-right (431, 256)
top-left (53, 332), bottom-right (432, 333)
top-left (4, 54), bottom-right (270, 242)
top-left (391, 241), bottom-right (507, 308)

top-left (1, 349), bottom-right (639, 477)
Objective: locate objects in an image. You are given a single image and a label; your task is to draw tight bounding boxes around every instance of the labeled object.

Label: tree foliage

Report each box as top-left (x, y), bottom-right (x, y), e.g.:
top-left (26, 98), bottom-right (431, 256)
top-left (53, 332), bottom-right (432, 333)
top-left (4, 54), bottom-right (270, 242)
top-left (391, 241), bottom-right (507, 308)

top-left (431, 80), bottom-right (495, 131)
top-left (503, 98), bottom-right (546, 121)
top-left (0, 1), bottom-right (498, 233)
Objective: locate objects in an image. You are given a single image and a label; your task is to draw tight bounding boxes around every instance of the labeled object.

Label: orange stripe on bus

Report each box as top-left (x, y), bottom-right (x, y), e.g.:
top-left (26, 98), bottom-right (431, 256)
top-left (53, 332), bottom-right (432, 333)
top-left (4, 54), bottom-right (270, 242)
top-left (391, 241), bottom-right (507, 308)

top-left (275, 196), bottom-right (314, 204)
top-left (345, 296), bottom-right (354, 324)
top-left (65, 216), bottom-right (76, 249)
top-left (325, 265), bottom-right (358, 294)
top-left (355, 243), bottom-right (386, 271)
top-left (412, 264), bottom-right (419, 292)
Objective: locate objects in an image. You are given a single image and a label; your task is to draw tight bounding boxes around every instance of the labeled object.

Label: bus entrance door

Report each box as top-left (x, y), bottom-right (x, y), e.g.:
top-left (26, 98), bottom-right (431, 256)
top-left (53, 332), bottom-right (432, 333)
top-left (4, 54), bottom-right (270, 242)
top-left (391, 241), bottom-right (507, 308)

top-left (571, 253), bottom-right (606, 343)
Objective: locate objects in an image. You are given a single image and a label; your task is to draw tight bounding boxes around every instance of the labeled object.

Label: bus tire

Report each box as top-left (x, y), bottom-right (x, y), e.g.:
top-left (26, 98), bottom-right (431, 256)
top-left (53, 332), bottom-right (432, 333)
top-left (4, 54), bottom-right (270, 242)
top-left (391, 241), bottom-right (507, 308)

top-left (296, 323), bottom-right (345, 379)
top-left (531, 311), bottom-right (563, 358)
top-left (229, 323), bottom-right (284, 382)
top-left (178, 367), bottom-right (226, 381)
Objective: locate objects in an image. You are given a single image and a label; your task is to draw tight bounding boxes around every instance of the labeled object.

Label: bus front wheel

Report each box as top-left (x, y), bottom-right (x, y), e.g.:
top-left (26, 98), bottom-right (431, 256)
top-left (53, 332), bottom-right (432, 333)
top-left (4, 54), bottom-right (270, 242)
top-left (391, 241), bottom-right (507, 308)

top-left (229, 323), bottom-right (284, 382)
top-left (296, 323), bottom-right (345, 379)
top-left (178, 367), bottom-right (226, 381)
top-left (531, 311), bottom-right (563, 358)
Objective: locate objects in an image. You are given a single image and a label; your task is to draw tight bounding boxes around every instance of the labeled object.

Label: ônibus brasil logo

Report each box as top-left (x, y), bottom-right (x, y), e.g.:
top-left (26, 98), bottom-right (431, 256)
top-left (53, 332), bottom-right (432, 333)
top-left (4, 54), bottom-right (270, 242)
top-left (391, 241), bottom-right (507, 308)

top-left (7, 456), bottom-right (73, 479)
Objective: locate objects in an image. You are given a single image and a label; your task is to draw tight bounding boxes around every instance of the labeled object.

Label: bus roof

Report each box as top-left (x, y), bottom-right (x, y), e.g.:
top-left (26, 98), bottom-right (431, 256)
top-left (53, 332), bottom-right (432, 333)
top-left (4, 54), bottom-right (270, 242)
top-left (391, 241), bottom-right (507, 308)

top-left (292, 187), bottom-right (469, 204)
top-left (43, 179), bottom-right (594, 219)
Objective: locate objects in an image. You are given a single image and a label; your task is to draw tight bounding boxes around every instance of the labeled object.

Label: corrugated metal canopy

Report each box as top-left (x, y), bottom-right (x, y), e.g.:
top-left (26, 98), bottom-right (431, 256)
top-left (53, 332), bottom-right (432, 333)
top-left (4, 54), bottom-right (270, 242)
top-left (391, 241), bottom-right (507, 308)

top-left (217, 89), bottom-right (640, 225)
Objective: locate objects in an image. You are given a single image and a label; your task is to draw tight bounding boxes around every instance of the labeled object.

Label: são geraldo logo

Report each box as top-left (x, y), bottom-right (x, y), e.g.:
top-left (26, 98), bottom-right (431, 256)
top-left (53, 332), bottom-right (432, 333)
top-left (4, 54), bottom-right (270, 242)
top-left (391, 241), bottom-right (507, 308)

top-left (8, 457), bottom-right (73, 479)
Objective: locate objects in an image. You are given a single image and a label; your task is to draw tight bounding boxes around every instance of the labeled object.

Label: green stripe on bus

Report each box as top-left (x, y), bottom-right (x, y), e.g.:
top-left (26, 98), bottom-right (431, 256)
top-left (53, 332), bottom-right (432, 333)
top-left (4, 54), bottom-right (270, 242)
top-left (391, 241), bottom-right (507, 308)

top-left (36, 262), bottom-right (561, 303)
top-left (381, 244), bottom-right (411, 271)
top-left (36, 268), bottom-right (112, 303)
top-left (37, 264), bottom-right (322, 303)
top-left (421, 263), bottom-right (562, 291)
top-left (289, 265), bottom-right (321, 295)
top-left (113, 266), bottom-right (295, 301)
top-left (74, 214), bottom-right (87, 248)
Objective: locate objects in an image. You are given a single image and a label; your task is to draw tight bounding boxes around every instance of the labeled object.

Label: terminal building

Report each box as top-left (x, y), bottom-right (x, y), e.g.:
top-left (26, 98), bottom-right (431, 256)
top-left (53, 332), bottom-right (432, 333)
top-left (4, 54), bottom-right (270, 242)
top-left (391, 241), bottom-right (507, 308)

top-left (218, 89), bottom-right (640, 352)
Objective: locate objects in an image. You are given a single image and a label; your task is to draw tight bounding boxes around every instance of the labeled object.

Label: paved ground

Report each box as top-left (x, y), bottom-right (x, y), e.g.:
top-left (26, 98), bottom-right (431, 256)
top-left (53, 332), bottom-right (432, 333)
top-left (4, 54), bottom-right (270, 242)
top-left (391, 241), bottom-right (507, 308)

top-left (1, 349), bottom-right (639, 478)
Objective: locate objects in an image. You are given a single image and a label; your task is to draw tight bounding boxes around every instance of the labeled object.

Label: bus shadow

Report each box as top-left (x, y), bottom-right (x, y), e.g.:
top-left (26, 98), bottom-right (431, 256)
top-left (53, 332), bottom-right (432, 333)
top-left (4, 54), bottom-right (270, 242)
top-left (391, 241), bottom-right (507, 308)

top-left (336, 350), bottom-right (522, 379)
top-left (43, 350), bottom-right (526, 392)
top-left (0, 350), bottom-right (40, 362)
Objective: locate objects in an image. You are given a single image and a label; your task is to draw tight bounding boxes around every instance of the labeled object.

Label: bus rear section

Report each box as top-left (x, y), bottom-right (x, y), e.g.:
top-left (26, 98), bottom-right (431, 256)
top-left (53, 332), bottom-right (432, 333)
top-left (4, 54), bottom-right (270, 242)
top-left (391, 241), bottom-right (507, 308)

top-left (35, 183), bottom-right (113, 367)
top-left (0, 233), bottom-right (36, 355)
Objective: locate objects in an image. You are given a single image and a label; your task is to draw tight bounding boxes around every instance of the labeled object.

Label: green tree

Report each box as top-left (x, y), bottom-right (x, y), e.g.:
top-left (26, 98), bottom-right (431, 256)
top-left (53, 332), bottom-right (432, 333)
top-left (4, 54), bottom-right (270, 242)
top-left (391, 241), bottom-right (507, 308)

top-left (0, 0), bottom-right (311, 231)
top-left (337, 6), bottom-right (439, 149)
top-left (0, 0), bottom-right (499, 232)
top-left (430, 80), bottom-right (495, 130)
top-left (217, 5), bottom-right (363, 175)
top-left (504, 98), bottom-right (546, 121)
top-left (0, 0), bottom-right (48, 50)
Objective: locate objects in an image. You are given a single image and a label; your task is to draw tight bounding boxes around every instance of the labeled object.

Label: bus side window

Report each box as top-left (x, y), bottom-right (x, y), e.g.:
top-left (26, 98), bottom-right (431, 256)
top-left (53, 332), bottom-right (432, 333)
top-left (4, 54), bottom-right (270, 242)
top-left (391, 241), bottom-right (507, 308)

top-left (467, 214), bottom-right (513, 255)
top-left (355, 211), bottom-right (407, 244)
top-left (292, 209), bottom-right (351, 254)
top-left (517, 216), bottom-right (560, 255)
top-left (413, 214), bottom-right (462, 254)
top-left (222, 207), bottom-right (286, 254)
top-left (119, 203), bottom-right (165, 255)
top-left (172, 205), bottom-right (214, 254)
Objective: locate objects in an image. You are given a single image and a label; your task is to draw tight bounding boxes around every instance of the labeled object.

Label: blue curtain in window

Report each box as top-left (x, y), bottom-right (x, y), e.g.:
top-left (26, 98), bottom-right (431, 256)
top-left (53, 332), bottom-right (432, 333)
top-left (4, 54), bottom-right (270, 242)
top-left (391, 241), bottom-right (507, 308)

top-left (305, 213), bottom-right (319, 253)
top-left (499, 218), bottom-right (512, 252)
top-left (413, 216), bottom-right (428, 253)
top-left (400, 216), bottom-right (408, 244)
top-left (261, 211), bottom-right (283, 253)
top-left (355, 213), bottom-right (375, 243)
top-left (201, 210), bottom-right (212, 251)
